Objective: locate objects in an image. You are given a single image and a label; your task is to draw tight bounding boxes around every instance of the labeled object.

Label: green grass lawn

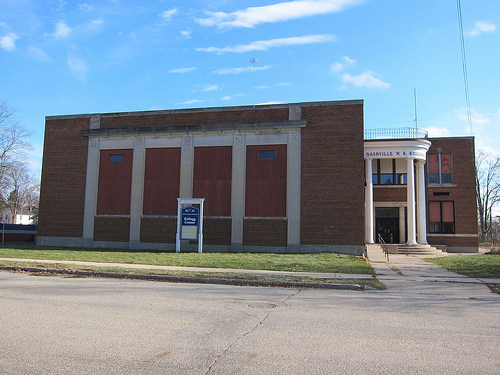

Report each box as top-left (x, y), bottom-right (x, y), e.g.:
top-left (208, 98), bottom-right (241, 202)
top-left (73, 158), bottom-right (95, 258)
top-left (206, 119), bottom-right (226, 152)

top-left (0, 246), bottom-right (374, 275)
top-left (426, 254), bottom-right (500, 278)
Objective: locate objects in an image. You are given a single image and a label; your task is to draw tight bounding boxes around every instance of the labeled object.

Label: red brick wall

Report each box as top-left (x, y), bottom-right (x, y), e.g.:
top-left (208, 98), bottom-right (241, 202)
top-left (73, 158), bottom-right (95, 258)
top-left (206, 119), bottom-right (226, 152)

top-left (243, 219), bottom-right (287, 247)
top-left (374, 187), bottom-right (407, 202)
top-left (426, 137), bottom-right (478, 248)
top-left (427, 236), bottom-right (477, 248)
top-left (100, 108), bottom-right (289, 129)
top-left (300, 104), bottom-right (365, 246)
top-left (93, 217), bottom-right (130, 242)
top-left (140, 217), bottom-right (177, 243)
top-left (203, 218), bottom-right (231, 245)
top-left (38, 118), bottom-right (89, 237)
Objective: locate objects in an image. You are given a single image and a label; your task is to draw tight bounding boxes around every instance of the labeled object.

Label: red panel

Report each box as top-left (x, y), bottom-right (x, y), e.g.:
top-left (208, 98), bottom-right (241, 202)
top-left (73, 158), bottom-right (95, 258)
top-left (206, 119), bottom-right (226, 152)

top-left (442, 201), bottom-right (454, 222)
top-left (97, 149), bottom-right (133, 215)
top-left (193, 146), bottom-right (232, 216)
top-left (429, 202), bottom-right (441, 222)
top-left (428, 154), bottom-right (439, 173)
top-left (441, 153), bottom-right (452, 173)
top-left (245, 145), bottom-right (286, 217)
top-left (143, 148), bottom-right (181, 215)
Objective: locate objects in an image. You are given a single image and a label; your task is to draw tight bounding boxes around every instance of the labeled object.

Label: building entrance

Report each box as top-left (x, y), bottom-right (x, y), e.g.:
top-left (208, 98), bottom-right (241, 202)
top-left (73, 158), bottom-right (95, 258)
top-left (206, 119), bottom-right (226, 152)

top-left (375, 207), bottom-right (399, 244)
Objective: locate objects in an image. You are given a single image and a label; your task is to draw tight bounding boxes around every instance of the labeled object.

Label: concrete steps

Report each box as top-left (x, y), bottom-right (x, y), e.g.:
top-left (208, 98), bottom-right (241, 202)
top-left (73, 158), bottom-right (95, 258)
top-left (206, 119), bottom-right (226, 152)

top-left (396, 244), bottom-right (444, 256)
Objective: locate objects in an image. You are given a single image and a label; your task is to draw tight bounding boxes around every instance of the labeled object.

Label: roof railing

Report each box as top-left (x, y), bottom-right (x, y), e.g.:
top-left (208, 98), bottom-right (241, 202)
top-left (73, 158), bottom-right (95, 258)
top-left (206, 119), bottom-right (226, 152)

top-left (364, 127), bottom-right (428, 140)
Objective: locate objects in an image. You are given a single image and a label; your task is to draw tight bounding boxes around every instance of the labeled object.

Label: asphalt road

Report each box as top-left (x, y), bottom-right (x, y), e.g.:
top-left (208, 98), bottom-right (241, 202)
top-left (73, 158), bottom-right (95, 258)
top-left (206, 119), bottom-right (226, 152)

top-left (1, 272), bottom-right (499, 375)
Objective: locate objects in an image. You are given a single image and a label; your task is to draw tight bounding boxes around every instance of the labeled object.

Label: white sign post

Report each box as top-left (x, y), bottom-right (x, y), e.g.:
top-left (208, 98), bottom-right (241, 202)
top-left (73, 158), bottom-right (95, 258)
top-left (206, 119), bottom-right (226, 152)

top-left (176, 198), bottom-right (204, 253)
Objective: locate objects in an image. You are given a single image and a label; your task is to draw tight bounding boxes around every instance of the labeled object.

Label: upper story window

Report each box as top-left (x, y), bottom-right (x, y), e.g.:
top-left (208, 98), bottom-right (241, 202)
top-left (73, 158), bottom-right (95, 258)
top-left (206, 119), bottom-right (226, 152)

top-left (372, 159), bottom-right (407, 185)
top-left (428, 153), bottom-right (452, 184)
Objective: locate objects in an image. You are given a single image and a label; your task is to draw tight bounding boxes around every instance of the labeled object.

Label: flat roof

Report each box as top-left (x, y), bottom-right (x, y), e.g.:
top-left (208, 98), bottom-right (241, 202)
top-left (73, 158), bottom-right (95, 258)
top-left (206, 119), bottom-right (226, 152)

top-left (46, 99), bottom-right (364, 120)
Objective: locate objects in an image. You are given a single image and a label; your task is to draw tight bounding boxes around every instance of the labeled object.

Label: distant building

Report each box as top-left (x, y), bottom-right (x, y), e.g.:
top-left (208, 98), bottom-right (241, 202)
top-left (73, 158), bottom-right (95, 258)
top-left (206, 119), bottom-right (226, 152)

top-left (37, 100), bottom-right (478, 254)
top-left (2, 208), bottom-right (38, 225)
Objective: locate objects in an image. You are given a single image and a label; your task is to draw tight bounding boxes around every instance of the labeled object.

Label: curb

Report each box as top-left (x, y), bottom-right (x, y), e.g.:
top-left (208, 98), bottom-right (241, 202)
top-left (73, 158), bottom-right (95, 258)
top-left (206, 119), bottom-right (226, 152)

top-left (0, 266), bottom-right (364, 291)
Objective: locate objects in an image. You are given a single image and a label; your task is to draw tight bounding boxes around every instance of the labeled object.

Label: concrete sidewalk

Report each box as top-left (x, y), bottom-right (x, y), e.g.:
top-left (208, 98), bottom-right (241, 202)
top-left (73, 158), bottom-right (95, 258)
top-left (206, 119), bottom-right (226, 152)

top-left (0, 257), bottom-right (373, 280)
top-left (366, 244), bottom-right (500, 297)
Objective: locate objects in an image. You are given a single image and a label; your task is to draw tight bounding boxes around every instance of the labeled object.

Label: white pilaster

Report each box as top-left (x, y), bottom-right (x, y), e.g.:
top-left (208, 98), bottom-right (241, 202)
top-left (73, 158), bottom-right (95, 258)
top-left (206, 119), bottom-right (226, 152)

top-left (365, 159), bottom-right (374, 243)
top-left (82, 139), bottom-right (100, 242)
top-left (416, 160), bottom-right (428, 244)
top-left (287, 131), bottom-right (301, 249)
top-left (231, 133), bottom-right (245, 248)
top-left (179, 135), bottom-right (194, 199)
top-left (129, 137), bottom-right (145, 249)
top-left (406, 158), bottom-right (418, 245)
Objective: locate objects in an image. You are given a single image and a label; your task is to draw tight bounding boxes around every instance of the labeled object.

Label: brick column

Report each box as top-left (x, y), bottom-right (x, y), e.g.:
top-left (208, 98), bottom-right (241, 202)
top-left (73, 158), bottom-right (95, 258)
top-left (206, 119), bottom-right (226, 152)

top-left (365, 159), bottom-right (374, 243)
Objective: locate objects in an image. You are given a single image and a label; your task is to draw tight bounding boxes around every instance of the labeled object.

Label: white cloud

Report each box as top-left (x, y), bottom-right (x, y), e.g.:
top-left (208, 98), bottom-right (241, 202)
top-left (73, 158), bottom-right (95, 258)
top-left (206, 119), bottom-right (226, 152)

top-left (194, 84), bottom-right (219, 92)
top-left (221, 96), bottom-right (232, 101)
top-left (0, 33), bottom-right (18, 51)
top-left (67, 56), bottom-right (88, 82)
top-left (51, 21), bottom-right (71, 39)
top-left (467, 21), bottom-right (496, 37)
top-left (213, 65), bottom-right (270, 74)
top-left (27, 46), bottom-right (52, 62)
top-left (159, 8), bottom-right (178, 21)
top-left (197, 34), bottom-right (336, 54)
top-left (331, 55), bottom-right (356, 73)
top-left (424, 126), bottom-right (452, 138)
top-left (168, 67), bottom-right (197, 74)
top-left (78, 3), bottom-right (94, 11)
top-left (341, 71), bottom-right (390, 88)
top-left (85, 18), bottom-right (103, 32)
top-left (180, 30), bottom-right (192, 38)
top-left (179, 99), bottom-right (204, 105)
top-left (197, 0), bottom-right (363, 29)
top-left (455, 107), bottom-right (491, 126)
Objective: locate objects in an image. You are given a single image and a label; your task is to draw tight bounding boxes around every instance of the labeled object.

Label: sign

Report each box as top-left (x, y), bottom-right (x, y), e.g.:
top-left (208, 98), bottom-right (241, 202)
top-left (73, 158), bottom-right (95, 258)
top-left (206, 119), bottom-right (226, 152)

top-left (365, 150), bottom-right (426, 159)
top-left (181, 206), bottom-right (199, 240)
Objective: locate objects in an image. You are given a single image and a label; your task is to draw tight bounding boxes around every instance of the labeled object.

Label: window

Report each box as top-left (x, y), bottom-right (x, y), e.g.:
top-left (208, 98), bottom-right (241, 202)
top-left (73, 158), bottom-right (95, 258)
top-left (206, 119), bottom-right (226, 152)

top-left (371, 159), bottom-right (407, 185)
top-left (428, 153), bottom-right (452, 184)
top-left (429, 201), bottom-right (455, 234)
top-left (258, 150), bottom-right (276, 160)
top-left (110, 154), bottom-right (124, 163)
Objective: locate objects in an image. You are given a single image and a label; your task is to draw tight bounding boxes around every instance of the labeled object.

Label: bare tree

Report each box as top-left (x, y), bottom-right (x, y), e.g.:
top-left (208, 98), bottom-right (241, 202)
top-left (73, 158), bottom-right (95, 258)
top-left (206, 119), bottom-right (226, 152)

top-left (0, 102), bottom-right (32, 205)
top-left (4, 164), bottom-right (39, 224)
top-left (476, 150), bottom-right (500, 242)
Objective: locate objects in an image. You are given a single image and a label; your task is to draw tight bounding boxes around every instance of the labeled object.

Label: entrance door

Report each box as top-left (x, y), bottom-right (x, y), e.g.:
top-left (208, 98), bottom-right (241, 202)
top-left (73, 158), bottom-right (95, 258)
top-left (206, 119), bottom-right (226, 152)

top-left (375, 207), bottom-right (400, 244)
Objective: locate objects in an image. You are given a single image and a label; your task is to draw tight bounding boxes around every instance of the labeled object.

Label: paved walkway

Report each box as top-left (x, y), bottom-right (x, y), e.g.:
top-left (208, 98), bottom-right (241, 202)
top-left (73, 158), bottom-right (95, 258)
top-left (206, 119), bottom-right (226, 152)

top-left (366, 245), bottom-right (500, 297)
top-left (0, 257), bottom-right (372, 280)
top-left (2, 251), bottom-right (499, 293)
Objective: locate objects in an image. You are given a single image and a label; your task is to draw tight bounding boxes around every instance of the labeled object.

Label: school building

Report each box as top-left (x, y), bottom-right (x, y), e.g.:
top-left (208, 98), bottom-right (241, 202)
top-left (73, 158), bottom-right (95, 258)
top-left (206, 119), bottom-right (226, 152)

top-left (37, 100), bottom-right (478, 254)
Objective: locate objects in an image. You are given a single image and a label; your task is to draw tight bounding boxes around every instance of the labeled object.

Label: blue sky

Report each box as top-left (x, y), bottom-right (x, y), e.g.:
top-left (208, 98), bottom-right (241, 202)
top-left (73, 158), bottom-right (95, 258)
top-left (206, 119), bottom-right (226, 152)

top-left (1, 0), bottom-right (499, 178)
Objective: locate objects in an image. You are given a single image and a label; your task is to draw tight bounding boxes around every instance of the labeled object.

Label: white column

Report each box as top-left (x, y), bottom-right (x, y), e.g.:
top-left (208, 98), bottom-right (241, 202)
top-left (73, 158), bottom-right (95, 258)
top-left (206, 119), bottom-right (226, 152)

top-left (416, 160), bottom-right (428, 244)
top-left (179, 135), bottom-right (194, 199)
top-left (287, 131), bottom-right (301, 250)
top-left (406, 158), bottom-right (418, 245)
top-left (129, 137), bottom-right (145, 249)
top-left (82, 138), bottom-right (100, 244)
top-left (231, 133), bottom-right (245, 249)
top-left (365, 159), bottom-right (374, 243)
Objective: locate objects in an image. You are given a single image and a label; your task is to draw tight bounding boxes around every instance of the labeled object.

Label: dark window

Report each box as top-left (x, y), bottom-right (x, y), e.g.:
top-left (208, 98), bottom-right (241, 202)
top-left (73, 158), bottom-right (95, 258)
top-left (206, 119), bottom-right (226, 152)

top-left (258, 150), bottom-right (276, 160)
top-left (429, 201), bottom-right (455, 234)
top-left (371, 159), bottom-right (407, 185)
top-left (110, 154), bottom-right (124, 163)
top-left (428, 153), bottom-right (453, 184)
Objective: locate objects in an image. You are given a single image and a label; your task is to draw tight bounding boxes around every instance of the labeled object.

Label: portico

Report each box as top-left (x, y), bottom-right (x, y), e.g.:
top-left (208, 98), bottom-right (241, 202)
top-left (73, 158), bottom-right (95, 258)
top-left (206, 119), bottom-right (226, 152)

top-left (364, 130), bottom-right (431, 246)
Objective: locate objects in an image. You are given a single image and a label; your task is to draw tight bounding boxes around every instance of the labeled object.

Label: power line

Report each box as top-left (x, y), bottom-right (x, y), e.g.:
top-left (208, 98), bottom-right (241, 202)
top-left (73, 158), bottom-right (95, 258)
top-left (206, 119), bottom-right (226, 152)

top-left (456, 0), bottom-right (473, 135)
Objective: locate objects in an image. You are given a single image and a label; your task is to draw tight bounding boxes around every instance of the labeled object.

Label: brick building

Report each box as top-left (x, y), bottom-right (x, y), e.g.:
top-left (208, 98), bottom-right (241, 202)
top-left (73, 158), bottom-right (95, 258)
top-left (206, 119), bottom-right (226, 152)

top-left (37, 100), bottom-right (478, 254)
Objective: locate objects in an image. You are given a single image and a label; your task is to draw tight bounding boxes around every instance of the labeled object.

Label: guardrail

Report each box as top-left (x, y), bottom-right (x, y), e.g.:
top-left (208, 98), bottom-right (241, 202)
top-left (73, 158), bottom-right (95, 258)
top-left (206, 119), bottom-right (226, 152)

top-left (365, 127), bottom-right (428, 140)
top-left (377, 234), bottom-right (390, 262)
